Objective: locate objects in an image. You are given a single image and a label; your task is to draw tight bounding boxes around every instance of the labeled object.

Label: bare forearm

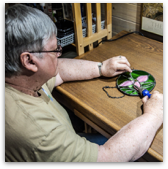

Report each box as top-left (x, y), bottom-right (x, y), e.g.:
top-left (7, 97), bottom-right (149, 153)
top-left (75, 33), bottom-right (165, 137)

top-left (57, 58), bottom-right (100, 82)
top-left (97, 112), bottom-right (163, 162)
top-left (56, 56), bottom-right (132, 83)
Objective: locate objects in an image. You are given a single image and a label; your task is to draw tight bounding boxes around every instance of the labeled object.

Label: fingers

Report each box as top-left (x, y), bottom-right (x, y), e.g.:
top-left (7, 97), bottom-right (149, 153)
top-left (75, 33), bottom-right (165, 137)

top-left (151, 91), bottom-right (163, 101)
top-left (102, 55), bottom-right (132, 77)
top-left (113, 70), bottom-right (126, 76)
top-left (142, 96), bottom-right (149, 104)
top-left (116, 63), bottom-right (132, 73)
top-left (152, 90), bottom-right (160, 95)
top-left (115, 55), bottom-right (132, 72)
top-left (116, 55), bottom-right (128, 62)
top-left (142, 91), bottom-right (162, 103)
top-left (118, 58), bottom-right (131, 67)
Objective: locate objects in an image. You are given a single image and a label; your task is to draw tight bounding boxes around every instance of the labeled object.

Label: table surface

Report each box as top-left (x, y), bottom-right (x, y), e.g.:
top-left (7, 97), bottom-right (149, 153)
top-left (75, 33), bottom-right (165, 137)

top-left (55, 30), bottom-right (163, 161)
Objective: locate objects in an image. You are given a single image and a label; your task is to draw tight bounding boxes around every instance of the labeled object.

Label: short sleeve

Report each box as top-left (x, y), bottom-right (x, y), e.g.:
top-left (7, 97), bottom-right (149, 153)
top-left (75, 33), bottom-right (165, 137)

top-left (34, 124), bottom-right (98, 162)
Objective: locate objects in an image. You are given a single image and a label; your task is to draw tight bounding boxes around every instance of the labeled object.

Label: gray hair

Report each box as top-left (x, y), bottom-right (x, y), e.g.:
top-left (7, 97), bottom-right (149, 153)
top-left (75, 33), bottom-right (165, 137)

top-left (5, 4), bottom-right (57, 77)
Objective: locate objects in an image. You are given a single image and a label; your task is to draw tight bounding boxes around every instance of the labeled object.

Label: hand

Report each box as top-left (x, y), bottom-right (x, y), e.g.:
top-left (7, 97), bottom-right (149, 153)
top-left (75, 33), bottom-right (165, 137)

top-left (101, 55), bottom-right (132, 77)
top-left (142, 91), bottom-right (163, 122)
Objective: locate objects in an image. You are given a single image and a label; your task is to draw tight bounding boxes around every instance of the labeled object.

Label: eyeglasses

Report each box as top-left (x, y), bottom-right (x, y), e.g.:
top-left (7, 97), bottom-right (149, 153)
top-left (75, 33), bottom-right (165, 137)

top-left (29, 45), bottom-right (62, 55)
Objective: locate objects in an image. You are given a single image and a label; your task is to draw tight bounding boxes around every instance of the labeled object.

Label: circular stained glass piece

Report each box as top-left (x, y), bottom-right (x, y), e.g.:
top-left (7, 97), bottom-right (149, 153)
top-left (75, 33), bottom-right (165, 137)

top-left (117, 70), bottom-right (156, 96)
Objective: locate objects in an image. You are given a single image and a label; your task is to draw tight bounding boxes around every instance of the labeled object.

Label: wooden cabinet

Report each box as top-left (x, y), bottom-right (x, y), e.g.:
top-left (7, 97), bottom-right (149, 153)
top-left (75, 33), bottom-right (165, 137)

top-left (112, 3), bottom-right (141, 37)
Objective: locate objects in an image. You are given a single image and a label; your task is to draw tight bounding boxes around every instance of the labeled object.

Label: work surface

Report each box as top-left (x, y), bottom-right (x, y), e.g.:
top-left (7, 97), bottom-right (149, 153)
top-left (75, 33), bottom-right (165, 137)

top-left (55, 30), bottom-right (163, 161)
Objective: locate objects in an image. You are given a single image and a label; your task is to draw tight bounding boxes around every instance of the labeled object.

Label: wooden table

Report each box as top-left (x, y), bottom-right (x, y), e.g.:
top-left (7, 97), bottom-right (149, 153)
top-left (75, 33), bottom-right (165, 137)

top-left (54, 30), bottom-right (163, 162)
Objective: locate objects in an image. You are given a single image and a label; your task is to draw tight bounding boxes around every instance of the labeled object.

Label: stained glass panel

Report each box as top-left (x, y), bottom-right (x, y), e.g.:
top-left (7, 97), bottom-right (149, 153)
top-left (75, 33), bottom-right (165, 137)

top-left (117, 70), bottom-right (156, 96)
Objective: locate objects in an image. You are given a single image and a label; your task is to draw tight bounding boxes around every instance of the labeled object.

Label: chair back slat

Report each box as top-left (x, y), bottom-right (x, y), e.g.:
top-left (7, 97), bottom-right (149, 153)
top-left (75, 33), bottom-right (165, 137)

top-left (86, 3), bottom-right (93, 51)
top-left (105, 3), bottom-right (112, 39)
top-left (96, 3), bottom-right (101, 33)
top-left (72, 3), bottom-right (84, 55)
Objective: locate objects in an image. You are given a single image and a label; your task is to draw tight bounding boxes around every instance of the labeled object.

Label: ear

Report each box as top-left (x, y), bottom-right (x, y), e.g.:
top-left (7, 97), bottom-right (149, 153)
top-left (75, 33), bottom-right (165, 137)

top-left (20, 52), bottom-right (38, 72)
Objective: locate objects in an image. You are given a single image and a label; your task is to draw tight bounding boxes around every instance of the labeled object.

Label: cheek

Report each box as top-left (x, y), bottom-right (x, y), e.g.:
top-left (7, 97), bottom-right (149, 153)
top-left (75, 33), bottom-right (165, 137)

top-left (49, 56), bottom-right (57, 66)
top-left (54, 57), bottom-right (58, 68)
top-left (45, 55), bottom-right (58, 74)
top-left (52, 57), bottom-right (58, 73)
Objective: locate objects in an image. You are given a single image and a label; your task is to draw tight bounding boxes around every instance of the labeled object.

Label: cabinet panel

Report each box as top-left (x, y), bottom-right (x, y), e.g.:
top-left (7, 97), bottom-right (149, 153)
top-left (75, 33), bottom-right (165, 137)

top-left (112, 3), bottom-right (141, 24)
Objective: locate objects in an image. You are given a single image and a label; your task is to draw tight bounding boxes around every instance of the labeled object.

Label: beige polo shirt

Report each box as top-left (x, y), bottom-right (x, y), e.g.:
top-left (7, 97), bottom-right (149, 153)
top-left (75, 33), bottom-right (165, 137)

top-left (5, 77), bottom-right (98, 162)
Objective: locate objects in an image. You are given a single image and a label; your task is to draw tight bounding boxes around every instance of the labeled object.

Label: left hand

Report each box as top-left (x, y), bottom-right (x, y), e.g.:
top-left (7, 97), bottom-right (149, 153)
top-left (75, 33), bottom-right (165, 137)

top-left (101, 55), bottom-right (132, 77)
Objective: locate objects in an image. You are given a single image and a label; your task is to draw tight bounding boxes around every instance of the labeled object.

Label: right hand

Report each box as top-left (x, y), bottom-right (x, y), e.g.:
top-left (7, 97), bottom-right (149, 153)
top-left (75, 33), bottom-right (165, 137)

top-left (142, 91), bottom-right (163, 122)
top-left (101, 56), bottom-right (132, 77)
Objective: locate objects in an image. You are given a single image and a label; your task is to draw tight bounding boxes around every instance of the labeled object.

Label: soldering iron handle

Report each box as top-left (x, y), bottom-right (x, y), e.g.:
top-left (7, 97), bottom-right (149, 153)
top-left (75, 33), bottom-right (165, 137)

top-left (142, 89), bottom-right (151, 98)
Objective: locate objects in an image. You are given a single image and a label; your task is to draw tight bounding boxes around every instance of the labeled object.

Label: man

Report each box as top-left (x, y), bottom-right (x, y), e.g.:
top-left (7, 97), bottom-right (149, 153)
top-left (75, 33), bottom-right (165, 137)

top-left (5, 4), bottom-right (163, 162)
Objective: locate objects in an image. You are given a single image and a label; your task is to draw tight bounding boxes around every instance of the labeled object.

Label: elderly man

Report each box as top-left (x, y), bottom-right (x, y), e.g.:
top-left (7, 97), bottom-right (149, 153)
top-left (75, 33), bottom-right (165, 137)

top-left (5, 4), bottom-right (163, 162)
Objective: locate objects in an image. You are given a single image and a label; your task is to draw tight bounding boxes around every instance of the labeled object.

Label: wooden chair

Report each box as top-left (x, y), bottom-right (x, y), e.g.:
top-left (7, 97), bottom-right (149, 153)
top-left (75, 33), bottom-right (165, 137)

top-left (70, 3), bottom-right (112, 133)
top-left (72, 3), bottom-right (112, 56)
